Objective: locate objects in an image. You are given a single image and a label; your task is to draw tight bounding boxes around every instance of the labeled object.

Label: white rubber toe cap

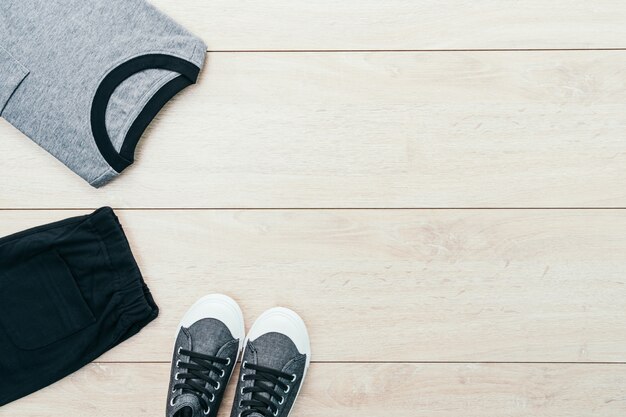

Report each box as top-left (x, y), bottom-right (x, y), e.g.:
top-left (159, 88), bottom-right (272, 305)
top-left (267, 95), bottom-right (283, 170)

top-left (178, 294), bottom-right (246, 343)
top-left (246, 307), bottom-right (311, 359)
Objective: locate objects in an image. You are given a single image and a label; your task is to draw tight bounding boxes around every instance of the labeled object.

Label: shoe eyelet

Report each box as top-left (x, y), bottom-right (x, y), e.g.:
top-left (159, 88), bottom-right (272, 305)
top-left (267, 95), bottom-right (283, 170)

top-left (284, 385), bottom-right (290, 394)
top-left (215, 382), bottom-right (221, 390)
top-left (210, 394), bottom-right (215, 402)
top-left (203, 407), bottom-right (210, 415)
top-left (220, 369), bottom-right (226, 377)
top-left (175, 360), bottom-right (180, 367)
top-left (177, 347), bottom-right (182, 355)
top-left (240, 387), bottom-right (245, 395)
top-left (273, 410), bottom-right (278, 417)
top-left (278, 396), bottom-right (285, 405)
top-left (170, 398), bottom-right (176, 407)
top-left (290, 374), bottom-right (297, 383)
top-left (239, 400), bottom-right (244, 407)
top-left (226, 357), bottom-right (231, 366)
top-left (174, 372), bottom-right (180, 381)
top-left (242, 361), bottom-right (248, 369)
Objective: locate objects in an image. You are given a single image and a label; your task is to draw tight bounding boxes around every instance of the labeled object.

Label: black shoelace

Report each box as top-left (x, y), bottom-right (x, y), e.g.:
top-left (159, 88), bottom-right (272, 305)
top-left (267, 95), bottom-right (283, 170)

top-left (173, 348), bottom-right (230, 413)
top-left (239, 361), bottom-right (297, 417)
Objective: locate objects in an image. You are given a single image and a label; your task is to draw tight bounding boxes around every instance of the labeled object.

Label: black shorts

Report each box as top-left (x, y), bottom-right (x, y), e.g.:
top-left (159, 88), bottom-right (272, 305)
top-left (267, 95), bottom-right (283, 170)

top-left (0, 207), bottom-right (159, 406)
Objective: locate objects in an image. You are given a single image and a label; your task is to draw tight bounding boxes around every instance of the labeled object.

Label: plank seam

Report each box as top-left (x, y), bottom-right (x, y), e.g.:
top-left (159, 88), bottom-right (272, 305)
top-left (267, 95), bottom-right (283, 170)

top-left (5, 208), bottom-right (626, 211)
top-left (206, 48), bottom-right (626, 53)
top-left (93, 361), bottom-right (626, 365)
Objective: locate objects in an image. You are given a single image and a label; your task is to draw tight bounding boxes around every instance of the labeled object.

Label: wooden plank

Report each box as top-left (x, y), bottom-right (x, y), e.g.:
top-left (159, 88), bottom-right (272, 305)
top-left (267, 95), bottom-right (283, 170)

top-left (150, 0), bottom-right (626, 51)
top-left (3, 51), bottom-right (626, 208)
top-left (2, 209), bottom-right (626, 362)
top-left (2, 363), bottom-right (625, 416)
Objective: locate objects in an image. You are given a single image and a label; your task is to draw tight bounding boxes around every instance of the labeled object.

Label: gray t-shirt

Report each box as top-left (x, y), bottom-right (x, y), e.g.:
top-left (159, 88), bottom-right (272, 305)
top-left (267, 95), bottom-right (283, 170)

top-left (0, 0), bottom-right (206, 187)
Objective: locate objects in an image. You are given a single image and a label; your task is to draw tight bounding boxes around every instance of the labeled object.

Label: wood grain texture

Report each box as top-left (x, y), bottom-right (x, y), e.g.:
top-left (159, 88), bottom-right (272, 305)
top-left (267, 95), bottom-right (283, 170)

top-left (2, 2), bottom-right (625, 416)
top-left (3, 51), bottom-right (626, 208)
top-left (150, 0), bottom-right (626, 51)
top-left (2, 209), bottom-right (626, 363)
top-left (2, 362), bottom-right (625, 417)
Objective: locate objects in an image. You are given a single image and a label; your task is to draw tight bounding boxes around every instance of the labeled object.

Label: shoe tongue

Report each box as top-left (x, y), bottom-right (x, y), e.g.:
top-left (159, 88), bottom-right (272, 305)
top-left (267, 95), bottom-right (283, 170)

top-left (173, 406), bottom-right (194, 417)
top-left (172, 394), bottom-right (203, 416)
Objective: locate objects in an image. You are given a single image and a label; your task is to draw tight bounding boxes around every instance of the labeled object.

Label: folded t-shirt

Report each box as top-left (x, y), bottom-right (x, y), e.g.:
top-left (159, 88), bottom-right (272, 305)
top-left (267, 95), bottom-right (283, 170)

top-left (0, 0), bottom-right (207, 187)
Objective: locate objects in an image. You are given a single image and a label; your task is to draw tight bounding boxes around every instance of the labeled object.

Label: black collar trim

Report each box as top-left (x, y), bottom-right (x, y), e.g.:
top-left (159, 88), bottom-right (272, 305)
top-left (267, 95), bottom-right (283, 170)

top-left (90, 54), bottom-right (200, 173)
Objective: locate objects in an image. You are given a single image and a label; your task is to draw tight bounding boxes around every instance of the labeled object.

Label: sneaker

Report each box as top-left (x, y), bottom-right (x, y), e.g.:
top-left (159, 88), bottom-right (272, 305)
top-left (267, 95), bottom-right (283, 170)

top-left (230, 307), bottom-right (311, 417)
top-left (166, 294), bottom-right (245, 417)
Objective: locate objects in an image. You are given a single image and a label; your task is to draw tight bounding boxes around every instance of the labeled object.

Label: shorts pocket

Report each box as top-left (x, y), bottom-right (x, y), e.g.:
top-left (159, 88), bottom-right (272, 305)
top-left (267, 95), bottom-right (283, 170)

top-left (0, 46), bottom-right (29, 115)
top-left (0, 249), bottom-right (95, 350)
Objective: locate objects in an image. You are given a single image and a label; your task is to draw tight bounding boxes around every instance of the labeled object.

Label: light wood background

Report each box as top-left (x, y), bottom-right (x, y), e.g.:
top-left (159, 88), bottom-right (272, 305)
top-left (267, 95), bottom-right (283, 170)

top-left (2, 1), bottom-right (626, 416)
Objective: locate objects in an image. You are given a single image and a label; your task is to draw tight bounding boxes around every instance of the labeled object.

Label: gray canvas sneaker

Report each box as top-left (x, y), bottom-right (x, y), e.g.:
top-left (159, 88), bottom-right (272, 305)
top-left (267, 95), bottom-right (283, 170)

top-left (230, 307), bottom-right (311, 417)
top-left (166, 294), bottom-right (245, 417)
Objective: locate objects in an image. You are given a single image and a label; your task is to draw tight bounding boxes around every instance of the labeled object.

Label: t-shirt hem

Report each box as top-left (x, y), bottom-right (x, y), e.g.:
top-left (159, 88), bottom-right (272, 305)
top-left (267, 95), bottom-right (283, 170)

top-left (89, 168), bottom-right (118, 188)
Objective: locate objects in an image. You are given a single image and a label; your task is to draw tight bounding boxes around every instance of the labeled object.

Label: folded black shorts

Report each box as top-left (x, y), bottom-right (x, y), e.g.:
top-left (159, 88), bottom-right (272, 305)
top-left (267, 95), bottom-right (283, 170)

top-left (0, 207), bottom-right (159, 406)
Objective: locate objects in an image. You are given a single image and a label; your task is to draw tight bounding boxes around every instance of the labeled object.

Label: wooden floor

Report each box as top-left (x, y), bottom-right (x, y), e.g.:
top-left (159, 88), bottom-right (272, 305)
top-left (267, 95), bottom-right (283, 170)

top-left (2, 1), bottom-right (626, 415)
